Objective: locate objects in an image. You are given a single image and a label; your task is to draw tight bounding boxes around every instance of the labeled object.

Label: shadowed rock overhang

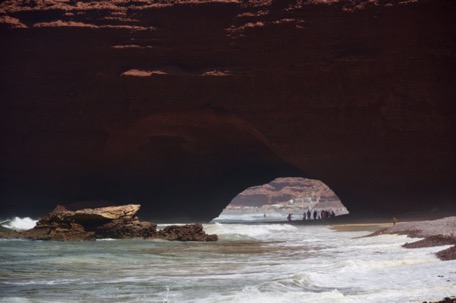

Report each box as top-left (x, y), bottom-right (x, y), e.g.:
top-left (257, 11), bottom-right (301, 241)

top-left (0, 0), bottom-right (455, 221)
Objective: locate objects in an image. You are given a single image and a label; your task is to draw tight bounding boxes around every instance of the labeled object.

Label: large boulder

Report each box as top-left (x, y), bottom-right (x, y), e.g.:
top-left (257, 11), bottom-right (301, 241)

top-left (159, 223), bottom-right (218, 241)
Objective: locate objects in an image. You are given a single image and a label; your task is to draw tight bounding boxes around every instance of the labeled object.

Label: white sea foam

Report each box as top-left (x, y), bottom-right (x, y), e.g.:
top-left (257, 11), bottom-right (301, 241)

top-left (232, 286), bottom-right (345, 303)
top-left (0, 298), bottom-right (32, 303)
top-left (205, 222), bottom-right (297, 239)
top-left (1, 217), bottom-right (37, 230)
top-left (0, 223), bottom-right (455, 303)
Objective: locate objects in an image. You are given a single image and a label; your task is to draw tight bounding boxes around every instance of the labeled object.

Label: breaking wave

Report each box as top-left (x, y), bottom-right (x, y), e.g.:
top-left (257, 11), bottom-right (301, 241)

top-left (1, 217), bottom-right (37, 231)
top-left (0, 222), bottom-right (455, 303)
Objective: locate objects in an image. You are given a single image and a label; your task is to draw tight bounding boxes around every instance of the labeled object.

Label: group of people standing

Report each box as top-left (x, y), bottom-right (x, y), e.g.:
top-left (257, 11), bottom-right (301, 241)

top-left (287, 209), bottom-right (336, 222)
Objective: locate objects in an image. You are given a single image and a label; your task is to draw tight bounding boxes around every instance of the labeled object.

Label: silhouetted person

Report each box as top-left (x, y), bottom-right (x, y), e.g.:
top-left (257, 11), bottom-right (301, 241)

top-left (287, 214), bottom-right (292, 222)
top-left (313, 210), bottom-right (317, 220)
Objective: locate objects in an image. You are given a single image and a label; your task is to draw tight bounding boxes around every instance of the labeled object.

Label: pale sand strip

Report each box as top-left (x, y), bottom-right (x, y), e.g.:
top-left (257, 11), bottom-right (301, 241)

top-left (330, 223), bottom-right (392, 233)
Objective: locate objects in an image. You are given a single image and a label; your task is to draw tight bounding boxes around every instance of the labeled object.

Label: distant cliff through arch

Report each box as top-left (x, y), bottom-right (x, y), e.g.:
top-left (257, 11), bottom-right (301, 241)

top-left (212, 177), bottom-right (349, 223)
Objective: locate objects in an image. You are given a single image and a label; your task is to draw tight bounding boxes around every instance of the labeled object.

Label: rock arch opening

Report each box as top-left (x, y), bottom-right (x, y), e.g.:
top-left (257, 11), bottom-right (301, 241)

top-left (212, 177), bottom-right (349, 223)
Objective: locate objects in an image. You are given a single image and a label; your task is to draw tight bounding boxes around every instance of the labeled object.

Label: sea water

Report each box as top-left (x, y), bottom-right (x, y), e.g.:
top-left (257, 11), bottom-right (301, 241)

top-left (1, 219), bottom-right (455, 303)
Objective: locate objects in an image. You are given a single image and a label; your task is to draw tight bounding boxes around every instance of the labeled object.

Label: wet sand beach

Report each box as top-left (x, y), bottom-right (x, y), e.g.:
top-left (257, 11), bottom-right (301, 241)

top-left (330, 222), bottom-right (392, 233)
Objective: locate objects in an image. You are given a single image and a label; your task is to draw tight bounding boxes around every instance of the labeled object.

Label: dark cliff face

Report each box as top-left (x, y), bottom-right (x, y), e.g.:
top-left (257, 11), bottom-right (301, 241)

top-left (1, 0), bottom-right (455, 221)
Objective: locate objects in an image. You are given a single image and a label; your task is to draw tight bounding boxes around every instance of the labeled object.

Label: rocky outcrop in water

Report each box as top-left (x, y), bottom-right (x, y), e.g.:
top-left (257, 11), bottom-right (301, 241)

top-left (158, 223), bottom-right (218, 241)
top-left (0, 205), bottom-right (218, 241)
top-left (94, 217), bottom-right (158, 239)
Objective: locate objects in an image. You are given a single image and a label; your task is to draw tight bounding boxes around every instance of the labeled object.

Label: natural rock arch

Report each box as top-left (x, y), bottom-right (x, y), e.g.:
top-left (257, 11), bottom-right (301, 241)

top-left (1, 0), bottom-right (455, 221)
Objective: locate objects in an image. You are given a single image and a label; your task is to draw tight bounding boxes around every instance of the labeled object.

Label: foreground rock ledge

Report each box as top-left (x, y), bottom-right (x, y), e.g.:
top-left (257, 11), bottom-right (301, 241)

top-left (0, 205), bottom-right (218, 242)
top-left (369, 216), bottom-right (456, 261)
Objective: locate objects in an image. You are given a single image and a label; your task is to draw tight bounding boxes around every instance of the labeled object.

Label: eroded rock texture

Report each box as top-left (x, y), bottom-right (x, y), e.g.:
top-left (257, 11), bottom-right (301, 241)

top-left (231, 177), bottom-right (341, 207)
top-left (0, 205), bottom-right (218, 241)
top-left (0, 0), bottom-right (455, 221)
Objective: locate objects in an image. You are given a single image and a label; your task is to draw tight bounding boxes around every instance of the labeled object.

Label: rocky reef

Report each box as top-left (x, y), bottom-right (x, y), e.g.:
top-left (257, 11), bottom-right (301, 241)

top-left (0, 205), bottom-right (218, 241)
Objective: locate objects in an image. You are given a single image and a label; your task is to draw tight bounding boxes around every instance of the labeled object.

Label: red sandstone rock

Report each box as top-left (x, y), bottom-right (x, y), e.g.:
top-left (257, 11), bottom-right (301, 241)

top-left (231, 177), bottom-right (343, 207)
top-left (0, 0), bottom-right (455, 221)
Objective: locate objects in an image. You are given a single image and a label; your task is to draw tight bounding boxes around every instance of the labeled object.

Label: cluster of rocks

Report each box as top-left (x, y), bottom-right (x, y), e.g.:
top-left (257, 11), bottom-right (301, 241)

top-left (369, 216), bottom-right (456, 261)
top-left (402, 234), bottom-right (456, 261)
top-left (403, 234), bottom-right (456, 249)
top-left (0, 204), bottom-right (217, 242)
top-left (423, 297), bottom-right (456, 303)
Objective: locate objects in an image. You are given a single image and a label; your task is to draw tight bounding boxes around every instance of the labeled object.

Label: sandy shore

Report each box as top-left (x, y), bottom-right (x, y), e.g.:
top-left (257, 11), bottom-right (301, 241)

top-left (330, 222), bottom-right (393, 233)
